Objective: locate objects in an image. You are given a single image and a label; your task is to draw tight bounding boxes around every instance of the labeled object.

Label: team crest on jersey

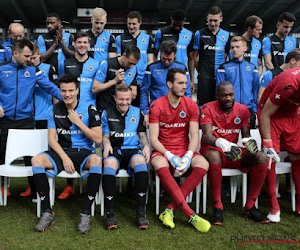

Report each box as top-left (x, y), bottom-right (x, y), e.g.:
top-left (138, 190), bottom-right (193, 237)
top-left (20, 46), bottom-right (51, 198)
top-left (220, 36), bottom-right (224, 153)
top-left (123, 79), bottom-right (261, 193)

top-left (127, 72), bottom-right (133, 78)
top-left (288, 41), bottom-right (293, 46)
top-left (79, 113), bottom-right (84, 120)
top-left (184, 35), bottom-right (189, 40)
top-left (141, 38), bottom-right (146, 44)
top-left (24, 71), bottom-right (30, 77)
top-left (179, 110), bottom-right (186, 118)
top-left (245, 66), bottom-right (251, 71)
top-left (221, 36), bottom-right (226, 41)
top-left (234, 116), bottom-right (241, 124)
top-left (130, 116), bottom-right (137, 124)
top-left (101, 37), bottom-right (107, 42)
top-left (41, 69), bottom-right (46, 75)
top-left (88, 65), bottom-right (94, 71)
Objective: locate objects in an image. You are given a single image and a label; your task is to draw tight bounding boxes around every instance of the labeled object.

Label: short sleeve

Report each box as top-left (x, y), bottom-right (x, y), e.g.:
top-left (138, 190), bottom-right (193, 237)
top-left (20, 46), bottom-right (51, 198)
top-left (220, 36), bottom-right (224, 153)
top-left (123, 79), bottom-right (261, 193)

top-left (200, 104), bottom-right (213, 126)
top-left (88, 105), bottom-right (101, 128)
top-left (193, 31), bottom-right (200, 51)
top-left (262, 37), bottom-right (271, 56)
top-left (147, 36), bottom-right (155, 53)
top-left (108, 34), bottom-right (117, 53)
top-left (154, 30), bottom-right (162, 50)
top-left (47, 106), bottom-right (56, 129)
top-left (101, 110), bottom-right (110, 134)
top-left (94, 60), bottom-right (108, 82)
top-left (189, 101), bottom-right (199, 122)
top-left (149, 101), bottom-right (160, 123)
top-left (37, 35), bottom-right (46, 54)
top-left (242, 107), bottom-right (251, 127)
top-left (137, 111), bottom-right (146, 133)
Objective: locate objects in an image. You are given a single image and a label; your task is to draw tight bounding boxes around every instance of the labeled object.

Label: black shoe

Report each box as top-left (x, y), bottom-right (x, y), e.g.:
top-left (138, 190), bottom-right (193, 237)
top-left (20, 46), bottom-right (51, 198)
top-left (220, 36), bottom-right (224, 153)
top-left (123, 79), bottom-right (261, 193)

top-left (211, 208), bottom-right (223, 226)
top-left (106, 213), bottom-right (117, 230)
top-left (243, 206), bottom-right (270, 224)
top-left (137, 208), bottom-right (149, 229)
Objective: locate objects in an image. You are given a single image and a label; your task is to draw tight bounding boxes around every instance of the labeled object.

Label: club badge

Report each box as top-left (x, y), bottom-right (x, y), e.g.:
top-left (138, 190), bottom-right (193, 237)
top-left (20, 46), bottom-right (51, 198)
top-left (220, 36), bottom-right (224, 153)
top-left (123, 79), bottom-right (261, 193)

top-left (234, 116), bottom-right (241, 124)
top-left (130, 116), bottom-right (137, 124)
top-left (179, 110), bottom-right (186, 118)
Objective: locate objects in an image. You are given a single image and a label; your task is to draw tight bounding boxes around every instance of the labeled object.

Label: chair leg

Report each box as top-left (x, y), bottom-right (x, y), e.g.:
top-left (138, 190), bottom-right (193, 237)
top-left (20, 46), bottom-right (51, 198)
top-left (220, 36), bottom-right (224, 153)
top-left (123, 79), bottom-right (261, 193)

top-left (37, 192), bottom-right (41, 218)
top-left (290, 174), bottom-right (296, 212)
top-left (4, 176), bottom-right (8, 206)
top-left (242, 173), bottom-right (247, 207)
top-left (100, 183), bottom-right (104, 216)
top-left (203, 174), bottom-right (207, 214)
top-left (79, 178), bottom-right (83, 194)
top-left (196, 183), bottom-right (201, 214)
top-left (230, 176), bottom-right (237, 203)
top-left (276, 175), bottom-right (280, 197)
top-left (91, 201), bottom-right (95, 216)
top-left (155, 174), bottom-right (160, 215)
top-left (0, 176), bottom-right (3, 206)
top-left (119, 177), bottom-right (122, 193)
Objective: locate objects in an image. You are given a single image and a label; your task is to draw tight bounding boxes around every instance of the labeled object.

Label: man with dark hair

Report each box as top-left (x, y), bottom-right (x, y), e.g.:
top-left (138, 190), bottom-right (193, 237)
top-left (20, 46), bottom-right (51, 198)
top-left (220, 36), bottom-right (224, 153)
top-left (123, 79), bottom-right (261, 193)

top-left (37, 13), bottom-right (74, 75)
top-left (141, 40), bottom-right (191, 126)
top-left (262, 12), bottom-right (298, 70)
top-left (193, 6), bottom-right (231, 107)
top-left (92, 45), bottom-right (140, 111)
top-left (149, 68), bottom-right (210, 233)
top-left (101, 83), bottom-right (150, 229)
top-left (86, 7), bottom-right (116, 62)
top-left (201, 81), bottom-right (269, 225)
top-left (116, 11), bottom-right (154, 107)
top-left (0, 39), bottom-right (61, 196)
top-left (0, 23), bottom-right (25, 63)
top-left (239, 15), bottom-right (263, 76)
top-left (216, 36), bottom-right (259, 128)
top-left (258, 48), bottom-right (300, 102)
top-left (57, 31), bottom-right (102, 199)
top-left (154, 10), bottom-right (195, 92)
top-left (31, 73), bottom-right (102, 234)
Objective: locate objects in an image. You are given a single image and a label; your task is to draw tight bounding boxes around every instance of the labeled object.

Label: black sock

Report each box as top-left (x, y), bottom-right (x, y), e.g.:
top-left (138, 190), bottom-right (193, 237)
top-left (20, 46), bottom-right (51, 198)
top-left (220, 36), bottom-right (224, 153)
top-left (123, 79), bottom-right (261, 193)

top-left (102, 174), bottom-right (116, 217)
top-left (27, 176), bottom-right (36, 194)
top-left (33, 173), bottom-right (51, 213)
top-left (81, 173), bottom-right (101, 215)
top-left (135, 172), bottom-right (148, 210)
top-left (66, 178), bottom-right (73, 187)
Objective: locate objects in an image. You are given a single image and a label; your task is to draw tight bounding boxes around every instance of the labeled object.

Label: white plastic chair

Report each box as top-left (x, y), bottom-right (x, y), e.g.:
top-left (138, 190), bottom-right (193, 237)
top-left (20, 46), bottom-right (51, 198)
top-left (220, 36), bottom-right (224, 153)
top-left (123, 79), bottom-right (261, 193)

top-left (0, 129), bottom-right (48, 217)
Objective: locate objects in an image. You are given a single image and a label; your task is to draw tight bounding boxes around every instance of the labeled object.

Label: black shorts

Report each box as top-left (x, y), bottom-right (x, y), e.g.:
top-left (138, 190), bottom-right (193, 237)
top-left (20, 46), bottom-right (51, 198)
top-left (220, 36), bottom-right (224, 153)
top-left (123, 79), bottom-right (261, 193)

top-left (42, 148), bottom-right (97, 177)
top-left (104, 148), bottom-right (144, 176)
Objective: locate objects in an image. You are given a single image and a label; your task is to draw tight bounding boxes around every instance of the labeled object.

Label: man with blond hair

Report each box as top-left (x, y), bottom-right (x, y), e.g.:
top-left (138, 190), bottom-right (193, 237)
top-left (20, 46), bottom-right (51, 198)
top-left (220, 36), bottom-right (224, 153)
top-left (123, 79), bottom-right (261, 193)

top-left (86, 7), bottom-right (116, 62)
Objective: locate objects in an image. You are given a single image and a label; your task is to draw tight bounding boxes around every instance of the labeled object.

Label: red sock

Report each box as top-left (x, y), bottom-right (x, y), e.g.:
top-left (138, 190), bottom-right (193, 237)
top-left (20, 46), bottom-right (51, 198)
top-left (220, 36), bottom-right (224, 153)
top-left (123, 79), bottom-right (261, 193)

top-left (291, 160), bottom-right (300, 212)
top-left (244, 163), bottom-right (268, 210)
top-left (265, 162), bottom-right (280, 211)
top-left (167, 167), bottom-right (207, 211)
top-left (208, 163), bottom-right (223, 210)
top-left (156, 167), bottom-right (194, 219)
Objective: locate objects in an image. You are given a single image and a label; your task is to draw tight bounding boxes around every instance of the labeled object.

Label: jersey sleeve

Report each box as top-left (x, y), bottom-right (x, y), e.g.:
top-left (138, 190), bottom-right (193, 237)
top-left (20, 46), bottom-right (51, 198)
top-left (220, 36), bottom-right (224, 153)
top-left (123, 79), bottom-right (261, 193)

top-left (115, 35), bottom-right (122, 54)
top-left (68, 34), bottom-right (75, 51)
top-left (200, 104), bottom-right (213, 126)
top-left (225, 35), bottom-right (231, 54)
top-left (149, 100), bottom-right (161, 123)
top-left (242, 107), bottom-right (251, 127)
top-left (154, 30), bottom-right (162, 50)
top-left (130, 69), bottom-right (138, 86)
top-left (193, 31), bottom-right (200, 50)
top-left (101, 110), bottom-right (110, 134)
top-left (88, 105), bottom-right (101, 128)
top-left (140, 65), bottom-right (151, 114)
top-left (184, 67), bottom-right (191, 98)
top-left (137, 111), bottom-right (146, 133)
top-left (108, 34), bottom-right (117, 53)
top-left (262, 37), bottom-right (271, 56)
top-left (36, 68), bottom-right (61, 100)
top-left (189, 101), bottom-right (199, 122)
top-left (147, 36), bottom-right (155, 53)
top-left (94, 60), bottom-right (108, 82)
top-left (216, 64), bottom-right (226, 85)
top-left (259, 70), bottom-right (272, 88)
top-left (269, 77), bottom-right (296, 106)
top-left (187, 33), bottom-right (194, 53)
top-left (49, 65), bottom-right (59, 85)
top-left (0, 44), bottom-right (5, 63)
top-left (37, 35), bottom-right (46, 54)
top-left (252, 68), bottom-right (259, 112)
top-left (47, 106), bottom-right (56, 129)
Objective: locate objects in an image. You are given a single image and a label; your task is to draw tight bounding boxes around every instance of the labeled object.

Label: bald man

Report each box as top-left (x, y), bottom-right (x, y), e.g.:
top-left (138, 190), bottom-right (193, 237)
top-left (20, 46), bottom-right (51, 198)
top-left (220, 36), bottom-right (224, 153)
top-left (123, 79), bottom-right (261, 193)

top-left (0, 23), bottom-right (25, 63)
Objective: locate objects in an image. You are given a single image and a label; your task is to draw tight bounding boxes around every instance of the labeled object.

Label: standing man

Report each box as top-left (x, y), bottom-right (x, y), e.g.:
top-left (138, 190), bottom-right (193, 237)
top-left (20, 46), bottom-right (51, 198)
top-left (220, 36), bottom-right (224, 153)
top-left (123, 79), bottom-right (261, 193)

top-left (258, 48), bottom-right (300, 102)
top-left (92, 46), bottom-right (140, 112)
top-left (193, 6), bottom-right (230, 107)
top-left (116, 11), bottom-right (154, 107)
top-left (58, 31), bottom-right (101, 199)
top-left (258, 67), bottom-right (300, 222)
top-left (141, 40), bottom-right (191, 125)
top-left (201, 81), bottom-right (269, 225)
top-left (216, 36), bottom-right (259, 128)
top-left (149, 68), bottom-right (210, 233)
top-left (31, 74), bottom-right (102, 234)
top-left (262, 12), bottom-right (298, 70)
top-left (154, 10), bottom-right (195, 92)
top-left (0, 39), bottom-right (61, 195)
top-left (37, 13), bottom-right (74, 76)
top-left (241, 15), bottom-right (263, 76)
top-left (101, 84), bottom-right (150, 229)
top-left (86, 7), bottom-right (117, 62)
top-left (0, 23), bottom-right (25, 63)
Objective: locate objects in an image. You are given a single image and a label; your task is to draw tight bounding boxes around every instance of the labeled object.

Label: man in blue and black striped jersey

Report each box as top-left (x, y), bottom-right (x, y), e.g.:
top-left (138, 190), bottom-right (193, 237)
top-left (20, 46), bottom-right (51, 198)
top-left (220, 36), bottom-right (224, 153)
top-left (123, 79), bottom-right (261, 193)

top-left (193, 6), bottom-right (230, 107)
top-left (31, 74), bottom-right (102, 234)
top-left (101, 83), bottom-right (150, 230)
top-left (262, 12), bottom-right (298, 70)
top-left (141, 40), bottom-right (191, 126)
top-left (86, 7), bottom-right (117, 62)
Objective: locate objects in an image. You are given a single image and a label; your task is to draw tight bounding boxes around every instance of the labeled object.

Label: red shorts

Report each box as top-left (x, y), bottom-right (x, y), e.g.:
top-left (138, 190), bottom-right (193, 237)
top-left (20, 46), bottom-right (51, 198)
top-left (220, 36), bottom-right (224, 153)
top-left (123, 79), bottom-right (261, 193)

top-left (257, 108), bottom-right (300, 153)
top-left (200, 146), bottom-right (248, 173)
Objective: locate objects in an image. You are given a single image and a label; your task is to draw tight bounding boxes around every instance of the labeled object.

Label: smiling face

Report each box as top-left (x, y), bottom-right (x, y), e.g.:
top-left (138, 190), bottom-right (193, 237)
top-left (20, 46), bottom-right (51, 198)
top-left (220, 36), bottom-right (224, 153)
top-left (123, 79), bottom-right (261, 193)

top-left (207, 14), bottom-right (223, 33)
top-left (127, 17), bottom-right (141, 36)
top-left (60, 82), bottom-right (79, 106)
top-left (114, 89), bottom-right (132, 114)
top-left (74, 36), bottom-right (90, 56)
top-left (13, 46), bottom-right (32, 66)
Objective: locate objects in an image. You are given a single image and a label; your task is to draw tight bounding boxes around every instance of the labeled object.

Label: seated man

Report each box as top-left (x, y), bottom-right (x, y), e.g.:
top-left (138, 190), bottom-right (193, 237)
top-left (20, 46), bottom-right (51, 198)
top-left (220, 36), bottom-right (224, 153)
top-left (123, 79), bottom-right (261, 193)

top-left (200, 81), bottom-right (269, 225)
top-left (31, 74), bottom-right (102, 234)
top-left (101, 83), bottom-right (150, 229)
top-left (149, 68), bottom-right (210, 233)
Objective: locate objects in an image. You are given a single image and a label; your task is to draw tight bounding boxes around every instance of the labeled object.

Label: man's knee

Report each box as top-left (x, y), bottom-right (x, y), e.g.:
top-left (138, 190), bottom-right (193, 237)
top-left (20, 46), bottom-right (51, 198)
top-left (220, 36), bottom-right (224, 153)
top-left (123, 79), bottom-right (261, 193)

top-left (151, 156), bottom-right (169, 171)
top-left (255, 151), bottom-right (268, 164)
top-left (192, 155), bottom-right (209, 171)
top-left (86, 154), bottom-right (102, 167)
top-left (131, 154), bottom-right (146, 167)
top-left (103, 157), bottom-right (118, 170)
top-left (205, 150), bottom-right (222, 164)
top-left (31, 154), bottom-right (47, 167)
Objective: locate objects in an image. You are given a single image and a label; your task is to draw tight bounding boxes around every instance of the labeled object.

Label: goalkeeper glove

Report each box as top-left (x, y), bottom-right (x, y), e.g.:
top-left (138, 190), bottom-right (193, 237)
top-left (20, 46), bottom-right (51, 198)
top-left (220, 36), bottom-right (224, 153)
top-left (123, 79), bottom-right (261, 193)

top-left (176, 150), bottom-right (193, 176)
top-left (241, 137), bottom-right (258, 154)
top-left (164, 151), bottom-right (181, 169)
top-left (215, 138), bottom-right (242, 161)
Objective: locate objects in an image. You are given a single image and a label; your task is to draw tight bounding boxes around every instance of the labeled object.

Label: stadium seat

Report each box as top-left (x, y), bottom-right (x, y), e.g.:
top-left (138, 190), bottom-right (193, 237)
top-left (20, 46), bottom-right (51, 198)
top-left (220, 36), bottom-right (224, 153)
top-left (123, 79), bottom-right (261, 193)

top-left (0, 129), bottom-right (48, 217)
